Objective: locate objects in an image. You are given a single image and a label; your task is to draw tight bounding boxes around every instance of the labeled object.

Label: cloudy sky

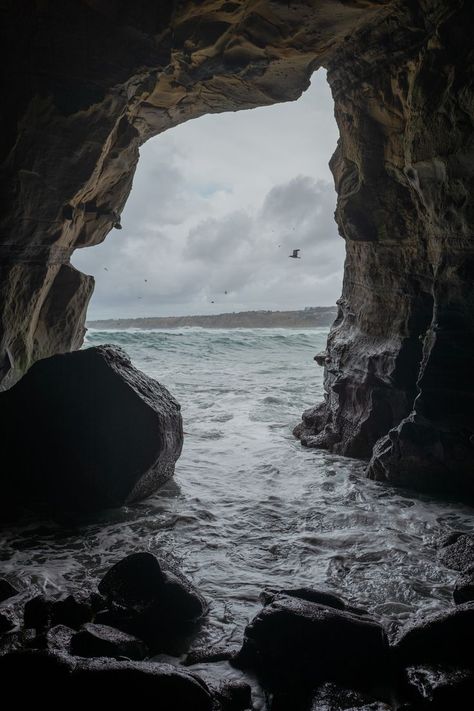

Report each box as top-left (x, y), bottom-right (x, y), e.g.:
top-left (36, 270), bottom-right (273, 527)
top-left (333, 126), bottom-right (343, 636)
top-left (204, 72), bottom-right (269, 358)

top-left (73, 70), bottom-right (344, 320)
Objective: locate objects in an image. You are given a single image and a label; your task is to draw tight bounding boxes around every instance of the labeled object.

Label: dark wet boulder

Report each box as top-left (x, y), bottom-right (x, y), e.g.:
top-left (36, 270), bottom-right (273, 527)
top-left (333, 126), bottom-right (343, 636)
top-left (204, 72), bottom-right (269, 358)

top-left (183, 643), bottom-right (238, 666)
top-left (0, 609), bottom-right (16, 633)
top-left (97, 552), bottom-right (207, 652)
top-left (394, 603), bottom-right (474, 667)
top-left (23, 595), bottom-right (54, 630)
top-left (216, 680), bottom-right (252, 710)
top-left (51, 592), bottom-right (103, 629)
top-left (0, 651), bottom-right (216, 707)
top-left (0, 345), bottom-right (183, 514)
top-left (44, 624), bottom-right (74, 654)
top-left (260, 587), bottom-right (345, 611)
top-left (453, 567), bottom-right (474, 604)
top-left (0, 580), bottom-right (19, 603)
top-left (0, 629), bottom-right (36, 656)
top-left (234, 594), bottom-right (389, 691)
top-left (309, 682), bottom-right (391, 710)
top-left (70, 622), bottom-right (148, 660)
top-left (403, 665), bottom-right (474, 711)
top-left (0, 651), bottom-right (215, 707)
top-left (98, 552), bottom-right (166, 610)
top-left (439, 533), bottom-right (474, 573)
top-left (71, 659), bottom-right (215, 707)
top-left (260, 587), bottom-right (369, 617)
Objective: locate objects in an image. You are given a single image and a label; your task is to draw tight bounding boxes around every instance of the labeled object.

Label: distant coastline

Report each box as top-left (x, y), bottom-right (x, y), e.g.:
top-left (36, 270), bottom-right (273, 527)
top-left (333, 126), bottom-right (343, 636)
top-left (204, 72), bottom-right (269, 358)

top-left (87, 306), bottom-right (337, 330)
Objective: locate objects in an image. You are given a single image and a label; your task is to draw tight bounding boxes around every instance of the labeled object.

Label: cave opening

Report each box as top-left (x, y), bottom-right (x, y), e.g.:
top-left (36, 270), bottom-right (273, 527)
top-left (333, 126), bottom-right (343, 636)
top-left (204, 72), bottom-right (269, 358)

top-left (1, 1), bottom-right (473, 703)
top-left (71, 69), bottom-right (343, 322)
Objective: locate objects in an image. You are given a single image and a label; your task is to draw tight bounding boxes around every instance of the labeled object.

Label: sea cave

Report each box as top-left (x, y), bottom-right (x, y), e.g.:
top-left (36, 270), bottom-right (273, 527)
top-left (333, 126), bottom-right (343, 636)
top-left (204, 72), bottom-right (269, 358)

top-left (0, 1), bottom-right (473, 708)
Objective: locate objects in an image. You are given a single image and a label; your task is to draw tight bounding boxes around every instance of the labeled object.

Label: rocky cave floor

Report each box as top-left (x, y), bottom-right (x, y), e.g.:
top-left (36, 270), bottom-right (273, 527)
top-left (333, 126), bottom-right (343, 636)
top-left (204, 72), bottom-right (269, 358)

top-left (0, 534), bottom-right (473, 709)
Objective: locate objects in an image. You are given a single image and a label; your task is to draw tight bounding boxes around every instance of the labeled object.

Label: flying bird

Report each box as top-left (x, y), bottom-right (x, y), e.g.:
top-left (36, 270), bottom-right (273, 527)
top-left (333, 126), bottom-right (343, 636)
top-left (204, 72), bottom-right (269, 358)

top-left (289, 249), bottom-right (301, 259)
top-left (104, 267), bottom-right (108, 271)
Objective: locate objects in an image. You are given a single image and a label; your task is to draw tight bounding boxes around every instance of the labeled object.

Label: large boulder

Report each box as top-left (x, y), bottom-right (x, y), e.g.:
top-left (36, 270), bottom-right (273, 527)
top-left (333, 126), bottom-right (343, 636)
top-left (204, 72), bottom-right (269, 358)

top-left (234, 591), bottom-right (389, 691)
top-left (453, 568), bottom-right (474, 605)
top-left (394, 603), bottom-right (474, 667)
top-left (0, 652), bottom-right (216, 708)
top-left (70, 623), bottom-right (148, 660)
top-left (309, 683), bottom-right (391, 711)
top-left (438, 533), bottom-right (474, 573)
top-left (97, 552), bottom-right (207, 652)
top-left (0, 580), bottom-right (19, 604)
top-left (403, 665), bottom-right (474, 711)
top-left (0, 345), bottom-right (182, 513)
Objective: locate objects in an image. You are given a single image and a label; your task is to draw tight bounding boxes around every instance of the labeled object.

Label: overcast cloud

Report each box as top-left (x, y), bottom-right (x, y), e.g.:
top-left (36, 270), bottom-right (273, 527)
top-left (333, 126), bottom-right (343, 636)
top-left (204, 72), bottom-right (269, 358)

top-left (72, 70), bottom-right (344, 319)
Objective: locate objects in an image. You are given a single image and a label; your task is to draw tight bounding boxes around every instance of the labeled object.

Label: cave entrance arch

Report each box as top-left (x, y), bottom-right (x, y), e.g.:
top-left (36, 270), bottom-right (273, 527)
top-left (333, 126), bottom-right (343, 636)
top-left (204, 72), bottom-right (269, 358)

top-left (1, 1), bottom-right (473, 499)
top-left (72, 70), bottom-right (343, 324)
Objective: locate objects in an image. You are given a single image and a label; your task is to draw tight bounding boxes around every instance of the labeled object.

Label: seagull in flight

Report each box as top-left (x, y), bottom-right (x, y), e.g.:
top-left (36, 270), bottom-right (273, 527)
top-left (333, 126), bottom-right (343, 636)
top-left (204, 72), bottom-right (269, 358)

top-left (289, 249), bottom-right (301, 259)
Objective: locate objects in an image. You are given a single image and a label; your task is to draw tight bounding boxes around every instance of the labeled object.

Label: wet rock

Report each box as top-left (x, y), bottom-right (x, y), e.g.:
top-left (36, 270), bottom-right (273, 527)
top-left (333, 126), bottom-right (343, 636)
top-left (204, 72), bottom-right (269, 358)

top-left (234, 594), bottom-right (389, 691)
top-left (216, 680), bottom-right (253, 710)
top-left (309, 682), bottom-right (391, 710)
top-left (98, 552), bottom-right (167, 610)
top-left (394, 603), bottom-right (474, 667)
top-left (97, 552), bottom-right (207, 651)
top-left (72, 658), bottom-right (215, 707)
top-left (0, 650), bottom-right (72, 685)
top-left (366, 419), bottom-right (474, 500)
top-left (453, 568), bottom-right (474, 605)
top-left (51, 592), bottom-right (103, 630)
top-left (183, 643), bottom-right (238, 666)
top-left (260, 587), bottom-right (369, 618)
top-left (404, 665), bottom-right (474, 710)
top-left (260, 587), bottom-right (345, 611)
top-left (0, 580), bottom-right (19, 603)
top-left (0, 609), bottom-right (16, 633)
top-left (0, 629), bottom-right (36, 656)
top-left (70, 622), bottom-right (148, 660)
top-left (438, 533), bottom-right (474, 572)
top-left (0, 346), bottom-right (183, 514)
top-left (44, 624), bottom-right (74, 654)
top-left (23, 595), bottom-right (54, 630)
top-left (0, 651), bottom-right (215, 707)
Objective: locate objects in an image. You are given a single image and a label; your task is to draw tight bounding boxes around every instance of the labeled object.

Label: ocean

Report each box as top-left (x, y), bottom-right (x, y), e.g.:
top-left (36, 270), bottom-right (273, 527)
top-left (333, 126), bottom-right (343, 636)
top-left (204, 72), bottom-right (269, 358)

top-left (2, 327), bottom-right (473, 653)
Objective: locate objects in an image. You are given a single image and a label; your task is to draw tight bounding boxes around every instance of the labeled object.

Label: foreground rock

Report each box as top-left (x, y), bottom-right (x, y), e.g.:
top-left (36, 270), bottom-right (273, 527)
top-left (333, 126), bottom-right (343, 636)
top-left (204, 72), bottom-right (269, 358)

top-left (0, 580), bottom-right (19, 603)
top-left (71, 623), bottom-right (148, 660)
top-left (0, 346), bottom-right (182, 514)
top-left (453, 569), bottom-right (474, 605)
top-left (366, 419), bottom-right (474, 501)
top-left (438, 534), bottom-right (474, 605)
top-left (309, 682), bottom-right (391, 711)
top-left (0, 652), bottom-right (215, 707)
top-left (438, 533), bottom-right (474, 573)
top-left (234, 590), bottom-right (389, 692)
top-left (394, 603), bottom-right (474, 667)
top-left (403, 665), bottom-right (474, 711)
top-left (97, 552), bottom-right (207, 652)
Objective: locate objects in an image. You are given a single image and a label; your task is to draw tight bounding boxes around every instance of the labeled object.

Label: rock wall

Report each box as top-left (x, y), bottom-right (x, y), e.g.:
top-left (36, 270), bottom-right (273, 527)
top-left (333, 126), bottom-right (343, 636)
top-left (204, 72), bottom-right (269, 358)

top-left (295, 0), bottom-right (474, 498)
top-left (0, 1), bottom-right (472, 496)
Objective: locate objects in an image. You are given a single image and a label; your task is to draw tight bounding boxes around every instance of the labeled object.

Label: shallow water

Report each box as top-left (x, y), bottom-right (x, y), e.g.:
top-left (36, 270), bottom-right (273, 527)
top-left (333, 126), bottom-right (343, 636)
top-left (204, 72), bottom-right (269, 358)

top-left (1, 327), bottom-right (473, 649)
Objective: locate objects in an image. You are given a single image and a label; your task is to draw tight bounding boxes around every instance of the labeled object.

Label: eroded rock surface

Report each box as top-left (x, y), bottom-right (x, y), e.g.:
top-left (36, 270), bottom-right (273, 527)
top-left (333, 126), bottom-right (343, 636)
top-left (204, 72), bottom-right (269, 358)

top-left (0, 345), bottom-right (182, 514)
top-left (293, 1), bottom-right (474, 498)
top-left (0, 1), bottom-right (473, 497)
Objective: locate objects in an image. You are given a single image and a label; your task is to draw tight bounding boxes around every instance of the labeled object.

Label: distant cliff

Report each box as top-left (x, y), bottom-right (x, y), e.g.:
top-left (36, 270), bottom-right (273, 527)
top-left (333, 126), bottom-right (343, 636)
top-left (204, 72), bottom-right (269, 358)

top-left (87, 307), bottom-right (337, 330)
